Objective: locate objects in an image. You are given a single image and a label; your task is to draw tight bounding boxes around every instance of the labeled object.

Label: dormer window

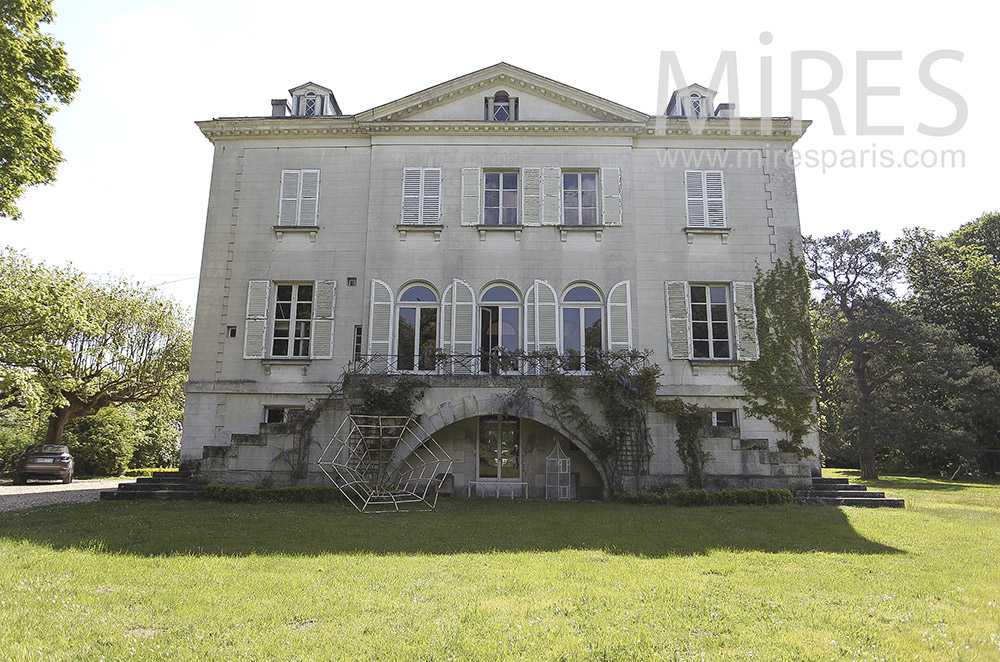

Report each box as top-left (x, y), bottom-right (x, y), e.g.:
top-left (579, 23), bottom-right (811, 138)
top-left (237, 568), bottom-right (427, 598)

top-left (485, 91), bottom-right (518, 121)
top-left (287, 83), bottom-right (342, 117)
top-left (300, 92), bottom-right (320, 117)
top-left (688, 93), bottom-right (705, 117)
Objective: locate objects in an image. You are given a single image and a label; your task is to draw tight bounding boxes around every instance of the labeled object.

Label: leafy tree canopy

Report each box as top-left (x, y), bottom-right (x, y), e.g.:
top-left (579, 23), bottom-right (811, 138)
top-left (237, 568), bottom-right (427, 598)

top-left (0, 249), bottom-right (191, 446)
top-left (0, 0), bottom-right (79, 219)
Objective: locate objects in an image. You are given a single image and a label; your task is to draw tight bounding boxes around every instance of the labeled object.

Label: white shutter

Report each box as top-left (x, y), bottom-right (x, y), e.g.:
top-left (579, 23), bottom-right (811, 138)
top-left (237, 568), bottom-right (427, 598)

top-left (311, 280), bottom-right (336, 359)
top-left (367, 279), bottom-right (394, 372)
top-left (401, 168), bottom-right (421, 224)
top-left (732, 281), bottom-right (759, 361)
top-left (299, 170), bottom-right (320, 225)
top-left (541, 166), bottom-right (561, 225)
top-left (244, 280), bottom-right (271, 359)
top-left (524, 280), bottom-right (559, 352)
top-left (278, 171), bottom-right (300, 226)
top-left (705, 171), bottom-right (726, 228)
top-left (607, 280), bottom-right (632, 352)
top-left (521, 167), bottom-right (542, 226)
top-left (461, 167), bottom-right (482, 226)
top-left (684, 171), bottom-right (705, 227)
top-left (601, 167), bottom-right (623, 226)
top-left (442, 279), bottom-right (476, 374)
top-left (422, 167), bottom-right (441, 224)
top-left (665, 281), bottom-right (691, 359)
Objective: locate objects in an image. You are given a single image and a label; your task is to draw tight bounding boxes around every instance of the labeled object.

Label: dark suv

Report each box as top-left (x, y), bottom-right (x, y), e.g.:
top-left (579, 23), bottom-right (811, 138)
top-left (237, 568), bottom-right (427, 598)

top-left (13, 445), bottom-right (74, 484)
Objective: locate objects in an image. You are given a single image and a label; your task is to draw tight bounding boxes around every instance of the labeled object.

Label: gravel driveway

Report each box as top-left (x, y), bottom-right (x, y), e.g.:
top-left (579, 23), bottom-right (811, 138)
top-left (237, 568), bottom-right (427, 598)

top-left (0, 478), bottom-right (135, 512)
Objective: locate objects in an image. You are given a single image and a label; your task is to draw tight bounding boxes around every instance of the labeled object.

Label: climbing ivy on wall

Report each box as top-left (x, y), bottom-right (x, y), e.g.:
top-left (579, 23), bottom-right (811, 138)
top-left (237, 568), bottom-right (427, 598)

top-left (736, 253), bottom-right (819, 456)
top-left (501, 350), bottom-right (710, 491)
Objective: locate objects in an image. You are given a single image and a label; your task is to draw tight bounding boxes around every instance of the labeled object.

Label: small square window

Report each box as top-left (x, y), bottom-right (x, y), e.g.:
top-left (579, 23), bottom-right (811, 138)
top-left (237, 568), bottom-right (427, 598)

top-left (712, 410), bottom-right (737, 427)
top-left (227, 326), bottom-right (237, 338)
top-left (347, 277), bottom-right (357, 287)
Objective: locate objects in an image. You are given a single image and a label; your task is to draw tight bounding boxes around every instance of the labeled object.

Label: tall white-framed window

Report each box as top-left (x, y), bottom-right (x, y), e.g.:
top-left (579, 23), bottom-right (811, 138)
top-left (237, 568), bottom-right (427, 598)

top-left (271, 284), bottom-right (313, 358)
top-left (278, 169), bottom-right (320, 226)
top-left (689, 284), bottom-right (732, 359)
top-left (401, 167), bottom-right (442, 225)
top-left (562, 285), bottom-right (603, 372)
top-left (684, 170), bottom-right (725, 228)
top-left (244, 280), bottom-right (335, 360)
top-left (562, 171), bottom-right (599, 226)
top-left (396, 284), bottom-right (438, 372)
top-left (484, 171), bottom-right (519, 225)
top-left (479, 284), bottom-right (521, 373)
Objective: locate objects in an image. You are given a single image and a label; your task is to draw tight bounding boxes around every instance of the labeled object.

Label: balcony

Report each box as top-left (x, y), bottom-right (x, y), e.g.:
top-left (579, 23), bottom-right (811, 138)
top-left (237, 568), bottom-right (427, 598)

top-left (345, 350), bottom-right (648, 379)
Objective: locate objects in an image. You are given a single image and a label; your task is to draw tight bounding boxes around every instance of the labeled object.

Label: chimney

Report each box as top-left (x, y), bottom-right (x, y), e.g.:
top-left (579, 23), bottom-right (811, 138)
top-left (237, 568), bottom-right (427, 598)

top-left (271, 99), bottom-right (290, 117)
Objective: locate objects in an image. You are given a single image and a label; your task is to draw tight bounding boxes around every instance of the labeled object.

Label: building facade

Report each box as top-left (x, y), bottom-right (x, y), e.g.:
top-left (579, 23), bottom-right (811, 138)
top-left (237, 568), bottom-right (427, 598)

top-left (181, 63), bottom-right (819, 498)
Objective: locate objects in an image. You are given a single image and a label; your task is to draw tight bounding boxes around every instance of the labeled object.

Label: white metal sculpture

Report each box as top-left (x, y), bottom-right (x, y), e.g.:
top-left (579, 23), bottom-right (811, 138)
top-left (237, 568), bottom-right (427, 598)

top-left (315, 414), bottom-right (453, 513)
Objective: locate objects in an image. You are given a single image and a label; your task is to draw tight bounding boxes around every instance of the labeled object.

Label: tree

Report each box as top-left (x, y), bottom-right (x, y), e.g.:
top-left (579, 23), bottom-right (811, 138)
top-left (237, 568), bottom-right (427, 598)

top-left (0, 249), bottom-right (191, 446)
top-left (806, 231), bottom-right (1000, 478)
top-left (736, 254), bottom-right (819, 453)
top-left (0, 0), bottom-right (79, 219)
top-left (804, 231), bottom-right (898, 479)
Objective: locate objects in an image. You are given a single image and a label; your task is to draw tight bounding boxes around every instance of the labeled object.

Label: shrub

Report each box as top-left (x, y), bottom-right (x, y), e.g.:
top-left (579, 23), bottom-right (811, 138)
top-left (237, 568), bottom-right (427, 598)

top-left (123, 468), bottom-right (178, 478)
top-left (615, 487), bottom-right (793, 507)
top-left (0, 410), bottom-right (41, 472)
top-left (204, 484), bottom-right (344, 504)
top-left (65, 407), bottom-right (138, 476)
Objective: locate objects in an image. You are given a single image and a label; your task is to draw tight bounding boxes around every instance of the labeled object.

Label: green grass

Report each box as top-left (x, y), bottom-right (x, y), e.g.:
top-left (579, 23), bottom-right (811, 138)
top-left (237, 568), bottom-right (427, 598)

top-left (1, 473), bottom-right (998, 661)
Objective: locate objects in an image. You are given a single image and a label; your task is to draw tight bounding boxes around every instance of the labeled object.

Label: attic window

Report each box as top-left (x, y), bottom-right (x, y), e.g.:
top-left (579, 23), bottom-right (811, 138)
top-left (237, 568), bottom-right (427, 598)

top-left (688, 93), bottom-right (706, 118)
top-left (300, 92), bottom-right (320, 117)
top-left (486, 91), bottom-right (518, 121)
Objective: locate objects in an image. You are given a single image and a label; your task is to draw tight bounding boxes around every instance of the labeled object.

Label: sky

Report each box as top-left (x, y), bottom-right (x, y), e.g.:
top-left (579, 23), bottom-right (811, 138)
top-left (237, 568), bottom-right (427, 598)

top-left (4, 0), bottom-right (993, 313)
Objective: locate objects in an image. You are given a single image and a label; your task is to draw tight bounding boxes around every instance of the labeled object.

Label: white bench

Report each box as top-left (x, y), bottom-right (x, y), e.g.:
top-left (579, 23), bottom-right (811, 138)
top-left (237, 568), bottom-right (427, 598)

top-left (467, 481), bottom-right (528, 499)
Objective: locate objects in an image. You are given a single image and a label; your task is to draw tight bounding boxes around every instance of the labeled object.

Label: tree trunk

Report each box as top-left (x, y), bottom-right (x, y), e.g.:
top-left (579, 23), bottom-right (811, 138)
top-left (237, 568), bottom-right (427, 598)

top-left (45, 407), bottom-right (74, 445)
top-left (858, 447), bottom-right (879, 480)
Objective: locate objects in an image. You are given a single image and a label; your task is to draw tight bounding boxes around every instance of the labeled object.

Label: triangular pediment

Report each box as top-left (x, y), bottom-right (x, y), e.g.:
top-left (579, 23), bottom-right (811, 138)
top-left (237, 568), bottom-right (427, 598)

top-left (359, 63), bottom-right (648, 124)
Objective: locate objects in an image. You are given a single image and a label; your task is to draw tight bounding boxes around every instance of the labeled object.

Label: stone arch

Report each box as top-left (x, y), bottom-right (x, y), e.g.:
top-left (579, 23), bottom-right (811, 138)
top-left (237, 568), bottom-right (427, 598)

top-left (388, 390), bottom-right (610, 498)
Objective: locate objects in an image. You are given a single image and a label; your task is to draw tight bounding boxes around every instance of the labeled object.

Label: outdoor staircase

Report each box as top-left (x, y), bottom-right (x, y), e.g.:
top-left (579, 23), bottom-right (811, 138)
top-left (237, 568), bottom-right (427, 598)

top-left (99, 471), bottom-right (205, 501)
top-left (795, 476), bottom-right (904, 508)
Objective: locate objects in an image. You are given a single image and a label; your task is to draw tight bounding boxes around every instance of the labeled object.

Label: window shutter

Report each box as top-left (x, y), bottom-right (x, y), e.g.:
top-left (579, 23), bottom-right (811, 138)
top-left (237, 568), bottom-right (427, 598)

top-left (244, 280), bottom-right (271, 359)
top-left (732, 281), bottom-right (759, 361)
top-left (461, 167), bottom-right (482, 226)
top-left (705, 171), bottom-right (725, 228)
top-left (422, 167), bottom-right (441, 223)
top-left (367, 279), bottom-right (394, 372)
top-left (311, 280), bottom-right (336, 359)
top-left (665, 281), bottom-right (691, 359)
top-left (521, 167), bottom-right (542, 226)
top-left (442, 279), bottom-right (476, 374)
top-left (541, 167), bottom-right (561, 225)
top-left (401, 168), bottom-right (421, 224)
top-left (684, 171), bottom-right (705, 227)
top-left (524, 280), bottom-right (558, 353)
top-left (607, 280), bottom-right (632, 352)
top-left (278, 171), bottom-right (300, 226)
top-left (601, 167), bottom-right (623, 226)
top-left (299, 170), bottom-right (320, 225)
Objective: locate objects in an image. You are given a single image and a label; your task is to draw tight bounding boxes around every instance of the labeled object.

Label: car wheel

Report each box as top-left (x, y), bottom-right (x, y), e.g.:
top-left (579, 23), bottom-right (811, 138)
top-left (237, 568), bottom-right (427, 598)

top-left (63, 473), bottom-right (73, 484)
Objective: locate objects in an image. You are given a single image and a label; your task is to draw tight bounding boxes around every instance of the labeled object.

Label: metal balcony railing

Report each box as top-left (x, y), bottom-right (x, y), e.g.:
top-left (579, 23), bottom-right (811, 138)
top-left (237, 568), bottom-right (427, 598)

top-left (346, 350), bottom-right (649, 377)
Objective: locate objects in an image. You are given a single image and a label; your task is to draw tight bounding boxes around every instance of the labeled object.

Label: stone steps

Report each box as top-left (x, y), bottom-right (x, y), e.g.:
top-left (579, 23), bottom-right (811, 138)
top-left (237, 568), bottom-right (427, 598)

top-left (99, 471), bottom-right (205, 501)
top-left (795, 477), bottom-right (904, 508)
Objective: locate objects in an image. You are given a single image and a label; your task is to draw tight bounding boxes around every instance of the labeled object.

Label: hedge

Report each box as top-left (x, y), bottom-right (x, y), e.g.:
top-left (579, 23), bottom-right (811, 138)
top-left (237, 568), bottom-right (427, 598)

top-left (617, 487), bottom-right (793, 506)
top-left (123, 468), bottom-right (178, 478)
top-left (204, 484), bottom-right (344, 503)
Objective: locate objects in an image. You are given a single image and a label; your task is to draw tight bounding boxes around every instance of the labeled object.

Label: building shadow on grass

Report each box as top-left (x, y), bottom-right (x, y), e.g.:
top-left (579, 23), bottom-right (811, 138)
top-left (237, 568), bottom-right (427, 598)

top-left (827, 469), bottom-right (1000, 493)
top-left (0, 499), bottom-right (904, 558)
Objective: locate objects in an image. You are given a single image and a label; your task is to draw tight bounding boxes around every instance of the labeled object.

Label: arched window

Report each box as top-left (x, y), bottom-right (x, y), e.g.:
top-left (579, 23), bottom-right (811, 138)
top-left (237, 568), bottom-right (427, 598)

top-left (562, 285), bottom-right (603, 372)
top-left (480, 284), bottom-right (520, 373)
top-left (397, 284), bottom-right (438, 371)
top-left (485, 90), bottom-right (518, 121)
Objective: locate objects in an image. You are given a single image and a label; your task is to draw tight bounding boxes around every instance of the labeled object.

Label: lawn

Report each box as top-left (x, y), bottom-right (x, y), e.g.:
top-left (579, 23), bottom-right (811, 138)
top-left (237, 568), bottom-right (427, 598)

top-left (0, 471), bottom-right (997, 661)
